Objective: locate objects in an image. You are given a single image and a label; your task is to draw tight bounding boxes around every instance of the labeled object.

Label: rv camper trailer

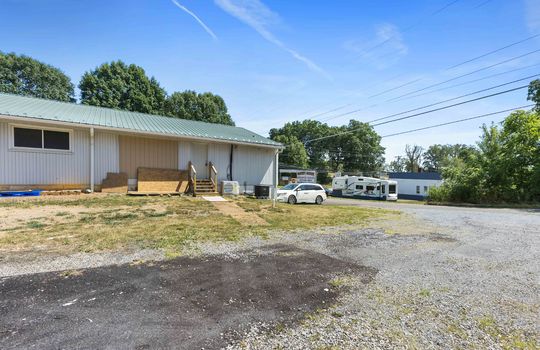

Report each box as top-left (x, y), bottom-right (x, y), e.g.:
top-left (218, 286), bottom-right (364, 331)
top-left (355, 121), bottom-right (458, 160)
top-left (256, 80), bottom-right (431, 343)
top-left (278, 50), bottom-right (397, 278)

top-left (331, 175), bottom-right (398, 201)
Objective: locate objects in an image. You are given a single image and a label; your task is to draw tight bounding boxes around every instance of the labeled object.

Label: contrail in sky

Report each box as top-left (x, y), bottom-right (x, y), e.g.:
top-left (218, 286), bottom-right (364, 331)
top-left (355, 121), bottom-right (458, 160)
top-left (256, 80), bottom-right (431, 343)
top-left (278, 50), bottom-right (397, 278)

top-left (171, 0), bottom-right (218, 40)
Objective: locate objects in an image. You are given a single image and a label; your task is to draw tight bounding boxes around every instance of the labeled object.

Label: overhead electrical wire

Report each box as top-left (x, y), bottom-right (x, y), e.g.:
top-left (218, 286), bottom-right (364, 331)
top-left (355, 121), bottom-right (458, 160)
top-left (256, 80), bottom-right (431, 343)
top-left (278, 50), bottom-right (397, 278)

top-left (307, 38), bottom-right (540, 122)
top-left (367, 75), bottom-right (538, 123)
top-left (320, 74), bottom-right (537, 123)
top-left (305, 85), bottom-right (528, 144)
top-left (380, 105), bottom-right (534, 138)
top-left (386, 48), bottom-right (540, 101)
top-left (362, 0), bottom-right (461, 55)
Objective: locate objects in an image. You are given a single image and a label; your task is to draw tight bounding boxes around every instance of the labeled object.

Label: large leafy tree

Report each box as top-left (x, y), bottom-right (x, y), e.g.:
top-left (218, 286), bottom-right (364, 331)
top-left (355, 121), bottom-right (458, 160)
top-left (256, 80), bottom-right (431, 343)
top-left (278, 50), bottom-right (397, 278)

top-left (430, 110), bottom-right (540, 203)
top-left (79, 60), bottom-right (166, 114)
top-left (422, 144), bottom-right (476, 172)
top-left (404, 144), bottom-right (424, 172)
top-left (528, 79), bottom-right (540, 112)
top-left (163, 90), bottom-right (235, 126)
top-left (270, 119), bottom-right (384, 172)
top-left (0, 52), bottom-right (75, 102)
top-left (273, 135), bottom-right (309, 168)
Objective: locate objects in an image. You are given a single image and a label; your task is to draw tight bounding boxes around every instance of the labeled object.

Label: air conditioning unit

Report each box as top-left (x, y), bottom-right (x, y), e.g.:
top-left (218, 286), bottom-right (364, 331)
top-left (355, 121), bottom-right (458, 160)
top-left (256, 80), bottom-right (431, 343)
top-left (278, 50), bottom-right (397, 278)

top-left (221, 181), bottom-right (240, 195)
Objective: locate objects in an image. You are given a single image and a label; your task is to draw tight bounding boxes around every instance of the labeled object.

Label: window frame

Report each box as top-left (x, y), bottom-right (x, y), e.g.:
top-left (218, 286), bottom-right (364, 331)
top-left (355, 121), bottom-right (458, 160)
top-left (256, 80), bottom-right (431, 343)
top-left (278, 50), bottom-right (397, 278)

top-left (9, 124), bottom-right (73, 153)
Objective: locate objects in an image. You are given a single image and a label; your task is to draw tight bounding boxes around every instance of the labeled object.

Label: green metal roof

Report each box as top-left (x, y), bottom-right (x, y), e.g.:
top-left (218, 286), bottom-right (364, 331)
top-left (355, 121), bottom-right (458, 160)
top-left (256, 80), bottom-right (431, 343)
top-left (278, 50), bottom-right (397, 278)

top-left (0, 93), bottom-right (282, 148)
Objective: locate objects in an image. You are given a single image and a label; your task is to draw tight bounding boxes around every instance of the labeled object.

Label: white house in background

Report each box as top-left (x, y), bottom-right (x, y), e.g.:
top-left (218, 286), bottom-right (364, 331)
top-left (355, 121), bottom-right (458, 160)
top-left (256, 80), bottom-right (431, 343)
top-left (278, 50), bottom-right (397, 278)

top-left (0, 93), bottom-right (283, 193)
top-left (388, 172), bottom-right (443, 200)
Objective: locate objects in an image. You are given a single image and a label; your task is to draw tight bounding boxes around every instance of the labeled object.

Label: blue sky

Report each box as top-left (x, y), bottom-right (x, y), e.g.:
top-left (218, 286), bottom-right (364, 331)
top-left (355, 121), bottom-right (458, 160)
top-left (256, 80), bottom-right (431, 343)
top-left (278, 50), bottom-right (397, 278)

top-left (1, 0), bottom-right (539, 160)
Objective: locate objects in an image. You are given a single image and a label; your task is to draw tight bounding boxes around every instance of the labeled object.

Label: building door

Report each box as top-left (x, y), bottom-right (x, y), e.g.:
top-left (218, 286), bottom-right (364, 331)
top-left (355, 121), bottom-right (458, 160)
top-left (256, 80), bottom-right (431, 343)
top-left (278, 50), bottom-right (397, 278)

top-left (191, 142), bottom-right (208, 178)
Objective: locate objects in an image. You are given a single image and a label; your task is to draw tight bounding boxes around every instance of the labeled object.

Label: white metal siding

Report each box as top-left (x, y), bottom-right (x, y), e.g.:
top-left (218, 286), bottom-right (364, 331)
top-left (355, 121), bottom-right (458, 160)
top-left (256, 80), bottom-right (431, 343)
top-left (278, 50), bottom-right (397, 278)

top-left (393, 178), bottom-right (442, 197)
top-left (178, 140), bottom-right (191, 170)
top-left (232, 145), bottom-right (275, 186)
top-left (0, 120), bottom-right (90, 185)
top-left (208, 143), bottom-right (231, 182)
top-left (94, 132), bottom-right (119, 185)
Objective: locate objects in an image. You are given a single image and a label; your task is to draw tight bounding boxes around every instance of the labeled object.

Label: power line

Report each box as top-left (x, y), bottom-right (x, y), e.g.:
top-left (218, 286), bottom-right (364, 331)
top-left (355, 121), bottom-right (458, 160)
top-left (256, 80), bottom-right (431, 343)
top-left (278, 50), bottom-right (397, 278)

top-left (367, 75), bottom-right (538, 124)
top-left (314, 43), bottom-right (540, 123)
top-left (362, 0), bottom-right (461, 55)
top-left (387, 48), bottom-right (540, 101)
top-left (397, 62), bottom-right (540, 102)
top-left (381, 105), bottom-right (534, 138)
top-left (371, 85), bottom-right (527, 126)
top-left (321, 74), bottom-right (537, 123)
top-left (305, 85), bottom-right (528, 144)
top-left (447, 34), bottom-right (540, 70)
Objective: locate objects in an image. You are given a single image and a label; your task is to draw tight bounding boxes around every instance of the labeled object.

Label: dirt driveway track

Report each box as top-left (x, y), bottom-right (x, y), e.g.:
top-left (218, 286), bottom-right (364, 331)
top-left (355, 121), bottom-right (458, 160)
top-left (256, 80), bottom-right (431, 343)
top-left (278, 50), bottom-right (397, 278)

top-left (0, 245), bottom-right (374, 349)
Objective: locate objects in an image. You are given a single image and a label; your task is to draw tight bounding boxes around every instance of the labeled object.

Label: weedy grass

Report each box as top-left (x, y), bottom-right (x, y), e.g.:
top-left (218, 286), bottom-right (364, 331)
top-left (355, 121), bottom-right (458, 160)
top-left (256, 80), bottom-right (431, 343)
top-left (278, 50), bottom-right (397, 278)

top-left (0, 194), bottom-right (391, 255)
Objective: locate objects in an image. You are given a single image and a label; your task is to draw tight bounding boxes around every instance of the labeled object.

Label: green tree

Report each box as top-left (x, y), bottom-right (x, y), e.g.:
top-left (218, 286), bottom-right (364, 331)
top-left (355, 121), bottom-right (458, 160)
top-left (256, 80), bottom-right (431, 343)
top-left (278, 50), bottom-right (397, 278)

top-left (79, 60), bottom-right (166, 114)
top-left (388, 156), bottom-right (406, 172)
top-left (422, 144), bottom-right (476, 172)
top-left (332, 120), bottom-right (385, 172)
top-left (528, 79), bottom-right (540, 112)
top-left (163, 90), bottom-right (235, 125)
top-left (270, 120), bottom-right (332, 169)
top-left (404, 144), bottom-right (423, 172)
top-left (0, 52), bottom-right (74, 102)
top-left (274, 135), bottom-right (309, 168)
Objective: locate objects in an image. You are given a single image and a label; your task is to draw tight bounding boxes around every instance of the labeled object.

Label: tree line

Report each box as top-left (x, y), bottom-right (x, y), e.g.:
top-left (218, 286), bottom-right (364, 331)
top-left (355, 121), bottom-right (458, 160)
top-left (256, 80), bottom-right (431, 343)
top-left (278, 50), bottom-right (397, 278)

top-left (0, 52), bottom-right (234, 125)
top-left (391, 83), bottom-right (540, 203)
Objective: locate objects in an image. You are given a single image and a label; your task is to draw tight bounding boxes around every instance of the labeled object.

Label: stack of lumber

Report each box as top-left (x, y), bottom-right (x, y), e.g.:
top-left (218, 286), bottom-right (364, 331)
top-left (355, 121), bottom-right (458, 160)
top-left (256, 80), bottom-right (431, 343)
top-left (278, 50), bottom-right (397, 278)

top-left (101, 172), bottom-right (128, 193)
top-left (137, 167), bottom-right (188, 193)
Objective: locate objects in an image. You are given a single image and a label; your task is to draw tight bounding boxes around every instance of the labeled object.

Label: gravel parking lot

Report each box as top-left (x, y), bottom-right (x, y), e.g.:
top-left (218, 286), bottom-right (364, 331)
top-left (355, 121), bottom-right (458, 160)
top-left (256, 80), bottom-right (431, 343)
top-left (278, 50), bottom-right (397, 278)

top-left (1, 199), bottom-right (539, 349)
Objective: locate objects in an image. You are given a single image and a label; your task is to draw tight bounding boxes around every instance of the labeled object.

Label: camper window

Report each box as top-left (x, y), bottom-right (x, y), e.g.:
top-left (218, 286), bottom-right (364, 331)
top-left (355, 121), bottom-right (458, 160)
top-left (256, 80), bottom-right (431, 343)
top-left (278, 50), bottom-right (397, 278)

top-left (382, 185), bottom-right (386, 194)
top-left (366, 185), bottom-right (375, 191)
top-left (355, 185), bottom-right (363, 190)
top-left (389, 184), bottom-right (396, 194)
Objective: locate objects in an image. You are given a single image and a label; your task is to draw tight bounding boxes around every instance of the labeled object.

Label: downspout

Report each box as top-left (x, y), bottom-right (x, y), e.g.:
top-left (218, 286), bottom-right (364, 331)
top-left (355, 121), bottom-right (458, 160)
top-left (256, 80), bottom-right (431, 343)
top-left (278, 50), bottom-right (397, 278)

top-left (272, 148), bottom-right (280, 208)
top-left (90, 127), bottom-right (95, 192)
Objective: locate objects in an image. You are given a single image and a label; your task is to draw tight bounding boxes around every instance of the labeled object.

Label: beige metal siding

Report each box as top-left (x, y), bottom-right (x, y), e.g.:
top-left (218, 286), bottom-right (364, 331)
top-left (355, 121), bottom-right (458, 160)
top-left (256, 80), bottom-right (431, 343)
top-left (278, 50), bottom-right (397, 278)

top-left (178, 140), bottom-right (191, 170)
top-left (94, 132), bottom-right (119, 185)
top-left (0, 120), bottom-right (90, 185)
top-left (208, 143), bottom-right (231, 182)
top-left (232, 145), bottom-right (275, 186)
top-left (119, 135), bottom-right (178, 179)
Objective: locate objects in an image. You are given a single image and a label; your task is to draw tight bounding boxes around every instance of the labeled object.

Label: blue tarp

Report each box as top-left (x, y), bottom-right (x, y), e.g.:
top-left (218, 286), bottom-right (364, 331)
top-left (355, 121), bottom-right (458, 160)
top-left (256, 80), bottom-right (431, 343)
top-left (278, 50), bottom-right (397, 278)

top-left (0, 190), bottom-right (42, 197)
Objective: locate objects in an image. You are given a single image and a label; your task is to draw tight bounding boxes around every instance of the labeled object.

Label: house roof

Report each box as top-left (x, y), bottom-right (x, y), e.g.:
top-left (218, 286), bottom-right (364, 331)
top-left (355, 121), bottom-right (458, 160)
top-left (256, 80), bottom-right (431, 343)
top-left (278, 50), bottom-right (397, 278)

top-left (388, 172), bottom-right (442, 180)
top-left (0, 93), bottom-right (282, 148)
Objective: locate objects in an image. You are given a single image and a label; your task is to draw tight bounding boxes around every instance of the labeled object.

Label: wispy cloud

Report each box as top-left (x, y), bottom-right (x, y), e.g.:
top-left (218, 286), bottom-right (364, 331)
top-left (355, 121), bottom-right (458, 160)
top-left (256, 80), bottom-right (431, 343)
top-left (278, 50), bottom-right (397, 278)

top-left (525, 0), bottom-right (540, 32)
top-left (171, 0), bottom-right (218, 40)
top-left (214, 0), bottom-right (329, 78)
top-left (344, 23), bottom-right (408, 69)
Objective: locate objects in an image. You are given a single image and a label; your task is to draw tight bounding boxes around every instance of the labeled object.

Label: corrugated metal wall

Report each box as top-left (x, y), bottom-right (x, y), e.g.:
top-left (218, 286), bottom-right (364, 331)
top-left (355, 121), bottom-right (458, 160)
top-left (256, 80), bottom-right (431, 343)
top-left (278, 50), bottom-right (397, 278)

top-left (0, 121), bottom-right (122, 186)
top-left (0, 118), bottom-right (277, 188)
top-left (232, 145), bottom-right (275, 186)
top-left (94, 131), bottom-right (119, 185)
top-left (0, 120), bottom-right (90, 185)
top-left (119, 135), bottom-right (178, 179)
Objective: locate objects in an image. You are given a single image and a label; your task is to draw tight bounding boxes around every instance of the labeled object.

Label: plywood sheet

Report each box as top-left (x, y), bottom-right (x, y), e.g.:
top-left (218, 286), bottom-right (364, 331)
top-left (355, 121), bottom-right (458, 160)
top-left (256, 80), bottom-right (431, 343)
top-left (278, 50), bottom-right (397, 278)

top-left (137, 167), bottom-right (189, 193)
top-left (101, 172), bottom-right (128, 193)
top-left (119, 135), bottom-right (178, 179)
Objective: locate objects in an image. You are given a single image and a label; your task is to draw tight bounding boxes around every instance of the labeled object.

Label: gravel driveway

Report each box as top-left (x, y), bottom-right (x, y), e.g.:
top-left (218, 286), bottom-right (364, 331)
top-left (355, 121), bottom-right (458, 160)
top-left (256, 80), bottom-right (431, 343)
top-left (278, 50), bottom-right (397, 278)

top-left (1, 200), bottom-right (539, 349)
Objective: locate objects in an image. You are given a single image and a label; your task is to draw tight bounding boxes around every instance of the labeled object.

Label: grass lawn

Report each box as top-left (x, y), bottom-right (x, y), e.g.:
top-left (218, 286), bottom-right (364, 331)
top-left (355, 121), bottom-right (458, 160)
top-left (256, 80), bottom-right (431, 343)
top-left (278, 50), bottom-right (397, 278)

top-left (0, 194), bottom-right (393, 256)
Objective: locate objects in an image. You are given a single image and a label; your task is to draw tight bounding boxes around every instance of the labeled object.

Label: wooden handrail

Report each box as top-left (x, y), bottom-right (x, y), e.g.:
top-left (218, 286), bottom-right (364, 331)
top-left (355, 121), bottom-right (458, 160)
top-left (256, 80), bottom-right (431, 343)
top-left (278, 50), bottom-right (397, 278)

top-left (209, 162), bottom-right (218, 191)
top-left (188, 161), bottom-right (197, 197)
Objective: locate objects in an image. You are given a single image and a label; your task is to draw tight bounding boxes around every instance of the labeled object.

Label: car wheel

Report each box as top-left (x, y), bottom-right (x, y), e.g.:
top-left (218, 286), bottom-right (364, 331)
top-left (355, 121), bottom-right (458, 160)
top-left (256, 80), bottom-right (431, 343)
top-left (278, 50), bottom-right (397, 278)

top-left (288, 195), bottom-right (297, 205)
top-left (315, 195), bottom-right (323, 205)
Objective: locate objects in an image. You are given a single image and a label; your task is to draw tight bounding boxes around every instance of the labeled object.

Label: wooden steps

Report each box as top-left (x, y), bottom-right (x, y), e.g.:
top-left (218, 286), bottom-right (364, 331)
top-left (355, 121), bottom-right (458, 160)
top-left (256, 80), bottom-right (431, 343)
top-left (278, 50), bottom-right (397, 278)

top-left (196, 179), bottom-right (218, 194)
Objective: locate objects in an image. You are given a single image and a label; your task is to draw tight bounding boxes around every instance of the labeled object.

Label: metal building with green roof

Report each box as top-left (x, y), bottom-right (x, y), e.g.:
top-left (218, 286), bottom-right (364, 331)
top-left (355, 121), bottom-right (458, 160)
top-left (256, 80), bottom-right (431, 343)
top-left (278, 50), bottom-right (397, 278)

top-left (0, 93), bottom-right (282, 194)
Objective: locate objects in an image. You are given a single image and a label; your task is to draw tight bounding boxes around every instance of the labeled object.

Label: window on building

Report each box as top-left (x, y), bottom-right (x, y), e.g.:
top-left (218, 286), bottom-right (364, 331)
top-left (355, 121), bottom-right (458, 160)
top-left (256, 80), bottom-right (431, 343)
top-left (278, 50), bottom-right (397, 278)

top-left (416, 185), bottom-right (420, 194)
top-left (12, 126), bottom-right (71, 151)
top-left (424, 186), bottom-right (428, 193)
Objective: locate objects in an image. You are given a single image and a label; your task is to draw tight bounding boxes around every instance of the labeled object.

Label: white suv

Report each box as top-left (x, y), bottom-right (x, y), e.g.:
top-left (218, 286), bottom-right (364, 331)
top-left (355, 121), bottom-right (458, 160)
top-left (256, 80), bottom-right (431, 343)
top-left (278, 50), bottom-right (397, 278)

top-left (277, 183), bottom-right (327, 205)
